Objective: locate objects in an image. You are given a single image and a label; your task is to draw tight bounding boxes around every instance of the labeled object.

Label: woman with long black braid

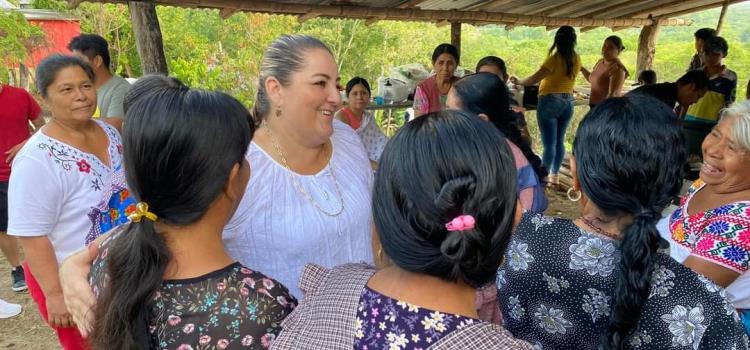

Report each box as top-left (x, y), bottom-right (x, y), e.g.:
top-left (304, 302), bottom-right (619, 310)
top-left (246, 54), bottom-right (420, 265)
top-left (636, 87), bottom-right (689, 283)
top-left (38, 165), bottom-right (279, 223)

top-left (497, 94), bottom-right (748, 349)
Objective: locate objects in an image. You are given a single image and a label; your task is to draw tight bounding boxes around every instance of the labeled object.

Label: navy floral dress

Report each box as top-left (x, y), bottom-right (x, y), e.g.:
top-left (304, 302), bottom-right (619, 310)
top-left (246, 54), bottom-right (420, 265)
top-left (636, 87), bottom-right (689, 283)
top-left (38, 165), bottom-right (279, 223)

top-left (90, 226), bottom-right (297, 349)
top-left (354, 286), bottom-right (479, 349)
top-left (498, 213), bottom-right (749, 350)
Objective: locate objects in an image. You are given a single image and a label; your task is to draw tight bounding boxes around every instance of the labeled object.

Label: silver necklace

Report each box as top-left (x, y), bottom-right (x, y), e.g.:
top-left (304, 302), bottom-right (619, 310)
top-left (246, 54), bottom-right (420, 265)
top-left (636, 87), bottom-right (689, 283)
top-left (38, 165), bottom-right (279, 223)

top-left (263, 120), bottom-right (344, 217)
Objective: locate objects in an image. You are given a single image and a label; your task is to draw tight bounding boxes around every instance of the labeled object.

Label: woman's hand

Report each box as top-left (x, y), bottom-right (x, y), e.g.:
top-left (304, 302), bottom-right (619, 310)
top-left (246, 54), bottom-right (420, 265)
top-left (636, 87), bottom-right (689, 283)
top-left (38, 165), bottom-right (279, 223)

top-left (46, 293), bottom-right (73, 329)
top-left (59, 244), bottom-right (98, 337)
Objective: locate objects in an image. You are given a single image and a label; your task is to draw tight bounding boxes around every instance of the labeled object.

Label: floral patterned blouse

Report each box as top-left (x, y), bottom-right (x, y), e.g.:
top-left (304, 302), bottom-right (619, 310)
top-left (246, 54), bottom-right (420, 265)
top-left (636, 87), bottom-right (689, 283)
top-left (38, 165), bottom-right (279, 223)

top-left (90, 226), bottom-right (298, 349)
top-left (498, 213), bottom-right (749, 350)
top-left (354, 286), bottom-right (479, 349)
top-left (670, 179), bottom-right (750, 274)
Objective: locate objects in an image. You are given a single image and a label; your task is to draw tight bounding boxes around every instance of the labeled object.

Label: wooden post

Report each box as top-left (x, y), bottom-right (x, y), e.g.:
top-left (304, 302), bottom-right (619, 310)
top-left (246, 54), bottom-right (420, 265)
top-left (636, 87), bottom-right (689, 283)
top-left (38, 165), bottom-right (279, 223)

top-left (450, 21), bottom-right (461, 55)
top-left (128, 1), bottom-right (168, 74)
top-left (716, 0), bottom-right (729, 35)
top-left (636, 21), bottom-right (660, 76)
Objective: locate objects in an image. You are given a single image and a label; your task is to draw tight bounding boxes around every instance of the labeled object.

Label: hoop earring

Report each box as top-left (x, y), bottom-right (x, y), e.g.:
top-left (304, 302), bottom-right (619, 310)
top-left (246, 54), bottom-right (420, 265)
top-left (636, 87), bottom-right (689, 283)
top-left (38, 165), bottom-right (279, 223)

top-left (567, 187), bottom-right (582, 202)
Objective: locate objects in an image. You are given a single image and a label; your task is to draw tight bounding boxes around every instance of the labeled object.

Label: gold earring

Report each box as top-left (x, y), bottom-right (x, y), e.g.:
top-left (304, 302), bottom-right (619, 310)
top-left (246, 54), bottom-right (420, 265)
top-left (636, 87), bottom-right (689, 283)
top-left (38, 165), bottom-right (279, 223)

top-left (377, 247), bottom-right (384, 261)
top-left (567, 187), bottom-right (582, 202)
top-left (275, 108), bottom-right (282, 118)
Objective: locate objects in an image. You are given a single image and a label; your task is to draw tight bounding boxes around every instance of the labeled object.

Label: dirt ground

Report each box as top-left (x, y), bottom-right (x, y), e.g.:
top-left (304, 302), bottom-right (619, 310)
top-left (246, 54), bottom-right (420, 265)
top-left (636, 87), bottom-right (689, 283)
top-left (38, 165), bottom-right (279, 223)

top-left (0, 189), bottom-right (579, 349)
top-left (0, 260), bottom-right (56, 349)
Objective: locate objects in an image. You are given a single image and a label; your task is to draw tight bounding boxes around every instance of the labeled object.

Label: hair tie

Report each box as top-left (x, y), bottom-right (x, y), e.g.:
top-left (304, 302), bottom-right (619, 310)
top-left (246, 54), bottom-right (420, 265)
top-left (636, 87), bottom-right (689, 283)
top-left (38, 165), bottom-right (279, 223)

top-left (129, 202), bottom-right (158, 223)
top-left (445, 215), bottom-right (476, 232)
top-left (635, 209), bottom-right (659, 222)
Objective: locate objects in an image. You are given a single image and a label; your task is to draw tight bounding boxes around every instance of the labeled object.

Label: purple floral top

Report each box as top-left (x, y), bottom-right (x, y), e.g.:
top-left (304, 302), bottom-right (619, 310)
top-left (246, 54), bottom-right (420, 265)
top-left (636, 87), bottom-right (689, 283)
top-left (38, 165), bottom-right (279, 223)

top-left (354, 286), bottom-right (479, 349)
top-left (90, 227), bottom-right (297, 349)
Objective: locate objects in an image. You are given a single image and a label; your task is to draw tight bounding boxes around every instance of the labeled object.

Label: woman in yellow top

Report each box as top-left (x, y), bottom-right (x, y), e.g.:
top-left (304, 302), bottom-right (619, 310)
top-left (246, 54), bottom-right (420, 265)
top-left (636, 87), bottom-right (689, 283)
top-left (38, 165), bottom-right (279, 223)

top-left (512, 26), bottom-right (580, 189)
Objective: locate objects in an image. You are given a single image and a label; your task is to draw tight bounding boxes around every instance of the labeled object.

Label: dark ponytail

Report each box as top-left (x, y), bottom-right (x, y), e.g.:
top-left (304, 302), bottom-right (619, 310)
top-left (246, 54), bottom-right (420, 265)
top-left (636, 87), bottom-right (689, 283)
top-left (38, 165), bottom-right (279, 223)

top-left (572, 95), bottom-right (685, 349)
top-left (373, 110), bottom-right (518, 288)
top-left (452, 72), bottom-right (548, 180)
top-left (94, 220), bottom-right (171, 348)
top-left (91, 75), bottom-right (252, 349)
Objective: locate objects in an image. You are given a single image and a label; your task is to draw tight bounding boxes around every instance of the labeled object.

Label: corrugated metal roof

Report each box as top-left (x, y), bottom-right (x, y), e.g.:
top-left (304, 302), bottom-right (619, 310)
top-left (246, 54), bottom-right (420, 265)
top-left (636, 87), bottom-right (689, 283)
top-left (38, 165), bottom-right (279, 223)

top-left (17, 8), bottom-right (79, 21)
top-left (76, 0), bottom-right (749, 28)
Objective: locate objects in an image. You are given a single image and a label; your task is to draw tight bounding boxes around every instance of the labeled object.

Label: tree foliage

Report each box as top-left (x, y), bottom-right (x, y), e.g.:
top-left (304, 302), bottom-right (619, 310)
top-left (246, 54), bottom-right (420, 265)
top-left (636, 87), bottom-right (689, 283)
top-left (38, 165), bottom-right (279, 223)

top-left (0, 10), bottom-right (45, 82)
top-left (16, 0), bottom-right (750, 108)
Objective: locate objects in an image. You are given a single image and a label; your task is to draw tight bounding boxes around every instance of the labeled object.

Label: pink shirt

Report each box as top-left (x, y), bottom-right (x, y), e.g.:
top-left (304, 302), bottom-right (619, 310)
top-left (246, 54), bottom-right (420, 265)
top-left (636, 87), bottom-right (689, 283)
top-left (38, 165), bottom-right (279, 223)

top-left (588, 59), bottom-right (627, 105)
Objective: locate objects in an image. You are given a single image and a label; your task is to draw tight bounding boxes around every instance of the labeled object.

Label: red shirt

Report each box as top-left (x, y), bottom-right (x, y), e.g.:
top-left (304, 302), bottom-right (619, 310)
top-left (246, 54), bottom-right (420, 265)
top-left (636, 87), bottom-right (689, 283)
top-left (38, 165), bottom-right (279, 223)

top-left (0, 85), bottom-right (42, 182)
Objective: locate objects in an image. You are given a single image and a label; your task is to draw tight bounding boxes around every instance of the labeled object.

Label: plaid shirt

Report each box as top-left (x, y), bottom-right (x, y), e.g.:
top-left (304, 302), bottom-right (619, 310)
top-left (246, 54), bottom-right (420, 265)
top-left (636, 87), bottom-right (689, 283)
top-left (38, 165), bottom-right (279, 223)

top-left (271, 263), bottom-right (532, 350)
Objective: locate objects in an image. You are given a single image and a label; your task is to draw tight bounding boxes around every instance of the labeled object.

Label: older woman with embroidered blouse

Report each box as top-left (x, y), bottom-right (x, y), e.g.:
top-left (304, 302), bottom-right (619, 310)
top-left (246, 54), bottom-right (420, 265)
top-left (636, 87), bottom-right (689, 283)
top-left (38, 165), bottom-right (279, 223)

top-left (7, 55), bottom-right (134, 349)
top-left (498, 95), bottom-right (748, 349)
top-left (663, 100), bottom-right (750, 331)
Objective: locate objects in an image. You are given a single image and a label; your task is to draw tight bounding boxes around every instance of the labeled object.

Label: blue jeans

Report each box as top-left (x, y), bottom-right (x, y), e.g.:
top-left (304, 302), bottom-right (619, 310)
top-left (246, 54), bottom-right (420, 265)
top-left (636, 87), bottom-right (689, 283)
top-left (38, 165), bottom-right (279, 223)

top-left (536, 93), bottom-right (574, 174)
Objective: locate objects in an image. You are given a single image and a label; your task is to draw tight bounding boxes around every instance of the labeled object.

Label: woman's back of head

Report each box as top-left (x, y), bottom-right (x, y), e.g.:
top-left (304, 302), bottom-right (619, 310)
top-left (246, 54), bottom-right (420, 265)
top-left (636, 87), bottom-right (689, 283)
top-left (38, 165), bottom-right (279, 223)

top-left (373, 110), bottom-right (518, 288)
top-left (574, 95), bottom-right (684, 217)
top-left (92, 74), bottom-right (253, 349)
top-left (550, 25), bottom-right (577, 78)
top-left (573, 94), bottom-right (685, 349)
top-left (451, 73), bottom-right (547, 180)
top-left (121, 75), bottom-right (252, 222)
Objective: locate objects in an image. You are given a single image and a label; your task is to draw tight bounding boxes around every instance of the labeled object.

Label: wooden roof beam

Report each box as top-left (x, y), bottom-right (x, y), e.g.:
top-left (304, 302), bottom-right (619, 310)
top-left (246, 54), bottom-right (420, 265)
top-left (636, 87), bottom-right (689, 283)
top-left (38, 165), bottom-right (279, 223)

top-left (435, 20), bottom-right (451, 27)
top-left (298, 11), bottom-right (320, 22)
top-left (219, 7), bottom-right (238, 19)
top-left (612, 26), bottom-right (634, 31)
top-left (72, 0), bottom-right (695, 28)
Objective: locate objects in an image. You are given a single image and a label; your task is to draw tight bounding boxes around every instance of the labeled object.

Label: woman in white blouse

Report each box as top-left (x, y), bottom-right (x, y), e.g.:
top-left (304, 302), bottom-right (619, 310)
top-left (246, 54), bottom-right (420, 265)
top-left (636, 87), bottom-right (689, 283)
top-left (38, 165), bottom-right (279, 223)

top-left (59, 35), bottom-right (374, 334)
top-left (223, 34), bottom-right (373, 298)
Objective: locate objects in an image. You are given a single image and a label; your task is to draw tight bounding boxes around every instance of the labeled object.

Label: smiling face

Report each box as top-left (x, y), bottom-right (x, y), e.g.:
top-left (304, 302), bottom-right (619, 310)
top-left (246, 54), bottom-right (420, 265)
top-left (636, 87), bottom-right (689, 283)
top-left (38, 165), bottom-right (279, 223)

top-left (45, 65), bottom-right (97, 122)
top-left (347, 83), bottom-right (370, 111)
top-left (700, 117), bottom-right (750, 193)
top-left (273, 48), bottom-right (342, 145)
top-left (433, 53), bottom-right (457, 80)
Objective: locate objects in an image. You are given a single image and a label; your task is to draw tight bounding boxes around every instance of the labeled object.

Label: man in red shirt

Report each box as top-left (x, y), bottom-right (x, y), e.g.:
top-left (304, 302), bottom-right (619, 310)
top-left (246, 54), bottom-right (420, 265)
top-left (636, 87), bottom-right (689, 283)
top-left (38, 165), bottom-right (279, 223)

top-left (0, 83), bottom-right (45, 292)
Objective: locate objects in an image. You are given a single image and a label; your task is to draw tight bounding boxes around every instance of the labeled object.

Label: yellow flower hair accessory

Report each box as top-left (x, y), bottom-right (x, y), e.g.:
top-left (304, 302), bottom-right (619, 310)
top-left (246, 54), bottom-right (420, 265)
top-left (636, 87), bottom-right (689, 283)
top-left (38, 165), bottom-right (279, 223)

top-left (129, 202), bottom-right (158, 223)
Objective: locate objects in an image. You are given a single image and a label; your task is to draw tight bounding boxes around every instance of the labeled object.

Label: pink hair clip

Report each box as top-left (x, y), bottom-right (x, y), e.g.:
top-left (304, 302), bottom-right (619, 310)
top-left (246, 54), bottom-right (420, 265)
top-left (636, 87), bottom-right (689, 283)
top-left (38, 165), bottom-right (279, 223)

top-left (445, 215), bottom-right (476, 232)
